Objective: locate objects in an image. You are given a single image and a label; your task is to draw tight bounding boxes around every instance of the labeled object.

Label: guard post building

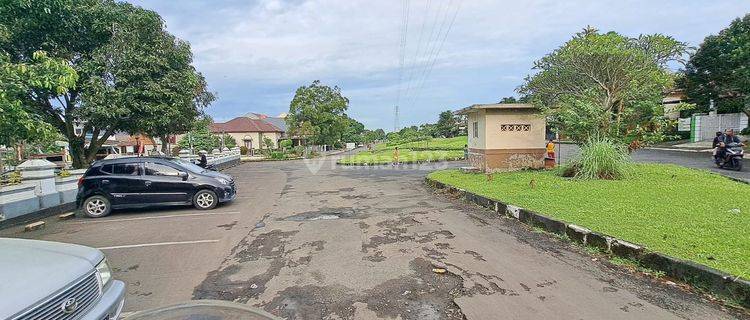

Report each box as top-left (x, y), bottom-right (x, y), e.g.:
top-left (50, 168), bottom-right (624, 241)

top-left (456, 103), bottom-right (546, 172)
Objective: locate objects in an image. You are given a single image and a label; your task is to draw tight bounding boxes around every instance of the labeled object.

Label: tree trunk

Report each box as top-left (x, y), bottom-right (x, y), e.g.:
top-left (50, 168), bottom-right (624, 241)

top-left (160, 135), bottom-right (170, 155)
top-left (69, 138), bottom-right (88, 169)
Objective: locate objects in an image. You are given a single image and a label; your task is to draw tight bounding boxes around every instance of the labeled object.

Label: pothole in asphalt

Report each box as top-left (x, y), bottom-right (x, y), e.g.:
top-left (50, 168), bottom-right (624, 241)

top-left (281, 207), bottom-right (360, 221)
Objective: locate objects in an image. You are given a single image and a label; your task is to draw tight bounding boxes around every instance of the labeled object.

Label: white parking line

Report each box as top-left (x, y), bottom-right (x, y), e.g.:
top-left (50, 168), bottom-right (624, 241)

top-left (74, 211), bottom-right (240, 224)
top-left (98, 239), bottom-right (220, 250)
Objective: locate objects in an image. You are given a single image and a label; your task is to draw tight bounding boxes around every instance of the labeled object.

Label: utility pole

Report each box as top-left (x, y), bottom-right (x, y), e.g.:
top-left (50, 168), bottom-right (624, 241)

top-left (394, 105), bottom-right (400, 132)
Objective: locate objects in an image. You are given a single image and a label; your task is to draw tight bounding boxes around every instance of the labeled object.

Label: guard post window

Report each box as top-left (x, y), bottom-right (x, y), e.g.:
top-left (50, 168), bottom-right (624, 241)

top-left (472, 121), bottom-right (478, 138)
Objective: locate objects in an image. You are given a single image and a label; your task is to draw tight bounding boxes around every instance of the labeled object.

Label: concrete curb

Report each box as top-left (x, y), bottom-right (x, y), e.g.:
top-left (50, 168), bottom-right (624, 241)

top-left (643, 147), bottom-right (712, 153)
top-left (0, 202), bottom-right (76, 230)
top-left (424, 177), bottom-right (750, 308)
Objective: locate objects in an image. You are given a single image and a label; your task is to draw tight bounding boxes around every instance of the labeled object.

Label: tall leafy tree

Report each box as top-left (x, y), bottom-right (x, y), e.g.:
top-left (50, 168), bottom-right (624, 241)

top-left (519, 29), bottom-right (687, 143)
top-left (682, 14), bottom-right (750, 116)
top-left (341, 116), bottom-right (365, 144)
top-left (0, 51), bottom-right (77, 146)
top-left (435, 110), bottom-right (459, 138)
top-left (287, 80), bottom-right (349, 146)
top-left (0, 0), bottom-right (211, 167)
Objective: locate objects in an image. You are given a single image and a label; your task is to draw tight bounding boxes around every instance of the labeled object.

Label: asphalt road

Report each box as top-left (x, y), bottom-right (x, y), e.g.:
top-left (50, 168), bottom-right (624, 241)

top-left (2, 153), bottom-right (748, 319)
top-left (556, 143), bottom-right (750, 183)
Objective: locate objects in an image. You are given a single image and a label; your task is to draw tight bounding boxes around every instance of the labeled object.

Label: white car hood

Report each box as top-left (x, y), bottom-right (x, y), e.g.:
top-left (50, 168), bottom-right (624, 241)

top-left (0, 238), bottom-right (103, 319)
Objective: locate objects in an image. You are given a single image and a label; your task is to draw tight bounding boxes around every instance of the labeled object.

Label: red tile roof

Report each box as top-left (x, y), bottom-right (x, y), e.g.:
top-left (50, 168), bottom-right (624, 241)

top-left (210, 117), bottom-right (283, 133)
top-left (112, 133), bottom-right (156, 146)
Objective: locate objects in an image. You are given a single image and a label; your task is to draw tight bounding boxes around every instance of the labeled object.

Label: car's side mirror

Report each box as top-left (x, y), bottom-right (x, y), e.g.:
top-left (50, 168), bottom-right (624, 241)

top-left (179, 172), bottom-right (188, 181)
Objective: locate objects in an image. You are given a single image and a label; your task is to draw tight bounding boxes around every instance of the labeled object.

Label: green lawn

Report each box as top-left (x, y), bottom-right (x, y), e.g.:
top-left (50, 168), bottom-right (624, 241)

top-left (428, 164), bottom-right (750, 277)
top-left (338, 149), bottom-right (464, 165)
top-left (377, 136), bottom-right (468, 151)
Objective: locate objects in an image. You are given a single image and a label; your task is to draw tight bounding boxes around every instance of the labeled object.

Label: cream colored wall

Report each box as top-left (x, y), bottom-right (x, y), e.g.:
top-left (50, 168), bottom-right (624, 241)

top-left (467, 110), bottom-right (486, 149)
top-left (483, 109), bottom-right (545, 150)
top-left (230, 132), bottom-right (281, 149)
top-left (176, 132), bottom-right (281, 150)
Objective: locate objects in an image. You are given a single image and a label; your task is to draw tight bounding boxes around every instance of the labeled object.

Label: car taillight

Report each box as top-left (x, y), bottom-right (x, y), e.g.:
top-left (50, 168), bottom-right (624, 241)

top-left (78, 176), bottom-right (84, 187)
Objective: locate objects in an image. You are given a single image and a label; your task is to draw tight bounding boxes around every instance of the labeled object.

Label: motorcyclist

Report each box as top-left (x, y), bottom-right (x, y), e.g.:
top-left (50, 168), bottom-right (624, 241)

top-left (716, 128), bottom-right (744, 163)
top-left (712, 131), bottom-right (723, 160)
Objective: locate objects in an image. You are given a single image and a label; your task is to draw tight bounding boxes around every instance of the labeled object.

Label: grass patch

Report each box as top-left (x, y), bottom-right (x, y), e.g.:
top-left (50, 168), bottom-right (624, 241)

top-left (428, 163), bottom-right (750, 277)
top-left (377, 136), bottom-right (468, 151)
top-left (338, 149), bottom-right (463, 165)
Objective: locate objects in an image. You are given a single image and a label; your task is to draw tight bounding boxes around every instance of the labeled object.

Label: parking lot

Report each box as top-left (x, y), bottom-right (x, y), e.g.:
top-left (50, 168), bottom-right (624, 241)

top-left (2, 157), bottom-right (746, 319)
top-left (0, 164), bottom-right (286, 313)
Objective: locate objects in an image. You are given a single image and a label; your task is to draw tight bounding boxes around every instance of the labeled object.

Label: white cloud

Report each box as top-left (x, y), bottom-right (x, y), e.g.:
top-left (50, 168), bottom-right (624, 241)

top-left (129, 0), bottom-right (750, 129)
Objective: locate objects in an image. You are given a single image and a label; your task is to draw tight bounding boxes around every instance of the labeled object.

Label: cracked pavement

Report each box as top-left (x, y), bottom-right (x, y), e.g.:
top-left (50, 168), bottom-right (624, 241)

top-left (191, 156), bottom-right (747, 320)
top-left (3, 153), bottom-right (746, 319)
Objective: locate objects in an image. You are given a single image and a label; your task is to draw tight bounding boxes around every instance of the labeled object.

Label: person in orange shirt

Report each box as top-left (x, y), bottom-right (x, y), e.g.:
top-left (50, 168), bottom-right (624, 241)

top-left (392, 147), bottom-right (400, 165)
top-left (545, 139), bottom-right (555, 159)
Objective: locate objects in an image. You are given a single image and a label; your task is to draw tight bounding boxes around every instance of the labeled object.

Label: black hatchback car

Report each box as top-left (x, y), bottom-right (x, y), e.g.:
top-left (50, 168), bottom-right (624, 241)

top-left (77, 157), bottom-right (236, 218)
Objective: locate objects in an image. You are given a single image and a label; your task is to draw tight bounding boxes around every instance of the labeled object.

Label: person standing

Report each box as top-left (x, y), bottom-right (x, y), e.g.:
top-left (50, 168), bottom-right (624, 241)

top-left (392, 147), bottom-right (400, 166)
top-left (545, 139), bottom-right (556, 159)
top-left (135, 137), bottom-right (144, 156)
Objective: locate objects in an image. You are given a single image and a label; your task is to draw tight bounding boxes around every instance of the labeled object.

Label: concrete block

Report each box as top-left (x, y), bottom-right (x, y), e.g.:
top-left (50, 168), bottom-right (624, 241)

top-left (518, 208), bottom-right (534, 224)
top-left (472, 194), bottom-right (494, 210)
top-left (566, 224), bottom-right (590, 244)
top-left (0, 193), bottom-right (41, 220)
top-left (39, 192), bottom-right (61, 209)
top-left (531, 213), bottom-right (567, 235)
top-left (610, 240), bottom-right (644, 259)
top-left (495, 201), bottom-right (507, 214)
top-left (506, 205), bottom-right (520, 219)
top-left (586, 232), bottom-right (612, 252)
top-left (24, 221), bottom-right (45, 232)
top-left (58, 212), bottom-right (75, 220)
top-left (59, 188), bottom-right (77, 204)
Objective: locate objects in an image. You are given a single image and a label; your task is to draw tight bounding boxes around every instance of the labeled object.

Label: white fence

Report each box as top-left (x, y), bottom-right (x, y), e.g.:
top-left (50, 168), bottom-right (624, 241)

top-left (682, 112), bottom-right (748, 142)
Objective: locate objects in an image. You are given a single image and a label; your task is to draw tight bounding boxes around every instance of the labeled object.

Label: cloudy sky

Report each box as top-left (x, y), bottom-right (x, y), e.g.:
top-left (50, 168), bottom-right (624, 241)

top-left (128, 0), bottom-right (749, 131)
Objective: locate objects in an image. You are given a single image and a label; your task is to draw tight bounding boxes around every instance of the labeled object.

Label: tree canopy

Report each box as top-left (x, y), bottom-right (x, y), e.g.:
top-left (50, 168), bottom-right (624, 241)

top-left (287, 80), bottom-right (350, 146)
top-left (341, 116), bottom-right (366, 144)
top-left (435, 110), bottom-right (460, 138)
top-left (0, 0), bottom-right (212, 167)
top-left (682, 14), bottom-right (750, 116)
top-left (0, 51), bottom-right (77, 146)
top-left (519, 29), bottom-right (687, 143)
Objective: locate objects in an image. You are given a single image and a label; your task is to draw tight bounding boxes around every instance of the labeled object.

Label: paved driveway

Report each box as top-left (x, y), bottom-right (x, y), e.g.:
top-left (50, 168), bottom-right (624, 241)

top-left (556, 143), bottom-right (750, 182)
top-left (2, 155), bottom-right (747, 319)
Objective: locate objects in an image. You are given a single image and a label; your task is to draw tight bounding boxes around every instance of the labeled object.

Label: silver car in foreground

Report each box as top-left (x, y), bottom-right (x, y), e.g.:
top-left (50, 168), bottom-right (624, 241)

top-left (0, 238), bottom-right (126, 320)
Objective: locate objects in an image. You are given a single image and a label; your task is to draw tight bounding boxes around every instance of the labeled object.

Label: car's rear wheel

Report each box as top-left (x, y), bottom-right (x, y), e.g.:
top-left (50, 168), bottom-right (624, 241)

top-left (82, 195), bottom-right (111, 218)
top-left (193, 189), bottom-right (218, 210)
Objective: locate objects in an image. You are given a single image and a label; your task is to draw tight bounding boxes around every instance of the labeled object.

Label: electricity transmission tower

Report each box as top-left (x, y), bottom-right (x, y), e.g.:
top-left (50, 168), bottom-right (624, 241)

top-left (394, 105), bottom-right (400, 132)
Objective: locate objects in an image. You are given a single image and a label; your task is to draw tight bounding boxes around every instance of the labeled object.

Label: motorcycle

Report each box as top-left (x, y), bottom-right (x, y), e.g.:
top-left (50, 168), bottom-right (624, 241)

top-left (714, 142), bottom-right (744, 171)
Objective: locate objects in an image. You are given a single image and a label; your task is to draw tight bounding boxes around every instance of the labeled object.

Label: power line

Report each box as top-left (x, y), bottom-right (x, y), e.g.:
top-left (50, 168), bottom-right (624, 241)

top-left (401, 0), bottom-right (433, 109)
top-left (405, 0), bottom-right (454, 108)
top-left (405, 0), bottom-right (461, 110)
top-left (395, 0), bottom-right (410, 109)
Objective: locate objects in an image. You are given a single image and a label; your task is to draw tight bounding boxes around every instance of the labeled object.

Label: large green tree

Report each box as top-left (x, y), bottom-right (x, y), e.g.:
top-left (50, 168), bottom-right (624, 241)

top-left (519, 29), bottom-right (687, 143)
top-left (287, 80), bottom-right (349, 146)
top-left (682, 14), bottom-right (750, 116)
top-left (341, 116), bottom-right (365, 144)
top-left (435, 110), bottom-right (459, 138)
top-left (0, 50), bottom-right (77, 146)
top-left (0, 0), bottom-right (211, 167)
